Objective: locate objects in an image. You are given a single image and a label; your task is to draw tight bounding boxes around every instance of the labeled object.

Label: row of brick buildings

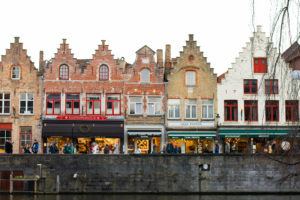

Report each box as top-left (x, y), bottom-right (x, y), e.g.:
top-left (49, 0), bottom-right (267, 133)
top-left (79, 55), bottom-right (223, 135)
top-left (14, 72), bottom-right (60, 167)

top-left (0, 26), bottom-right (299, 154)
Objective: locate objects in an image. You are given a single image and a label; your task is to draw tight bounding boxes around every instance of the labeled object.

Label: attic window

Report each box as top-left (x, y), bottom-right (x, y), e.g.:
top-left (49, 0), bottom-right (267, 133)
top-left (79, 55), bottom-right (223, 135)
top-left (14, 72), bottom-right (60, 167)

top-left (81, 66), bottom-right (86, 74)
top-left (142, 58), bottom-right (149, 64)
top-left (140, 68), bottom-right (150, 83)
top-left (11, 65), bottom-right (21, 80)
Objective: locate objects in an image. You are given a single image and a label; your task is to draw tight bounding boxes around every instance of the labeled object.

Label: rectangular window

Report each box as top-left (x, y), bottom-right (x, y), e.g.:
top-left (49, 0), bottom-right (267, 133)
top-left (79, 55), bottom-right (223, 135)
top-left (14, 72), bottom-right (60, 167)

top-left (286, 100), bottom-right (299, 122)
top-left (266, 100), bottom-right (279, 121)
top-left (0, 93), bottom-right (10, 114)
top-left (185, 71), bottom-right (196, 86)
top-left (244, 79), bottom-right (257, 94)
top-left (0, 130), bottom-right (11, 153)
top-left (147, 97), bottom-right (161, 115)
top-left (46, 93), bottom-right (61, 115)
top-left (129, 97), bottom-right (143, 115)
top-left (185, 99), bottom-right (197, 119)
top-left (86, 94), bottom-right (101, 115)
top-left (106, 94), bottom-right (121, 115)
top-left (19, 127), bottom-right (32, 153)
top-left (224, 100), bottom-right (238, 121)
top-left (244, 100), bottom-right (258, 121)
top-left (254, 58), bottom-right (267, 73)
top-left (202, 99), bottom-right (214, 119)
top-left (168, 99), bottom-right (180, 119)
top-left (65, 94), bottom-right (80, 115)
top-left (265, 79), bottom-right (278, 94)
top-left (20, 93), bottom-right (34, 115)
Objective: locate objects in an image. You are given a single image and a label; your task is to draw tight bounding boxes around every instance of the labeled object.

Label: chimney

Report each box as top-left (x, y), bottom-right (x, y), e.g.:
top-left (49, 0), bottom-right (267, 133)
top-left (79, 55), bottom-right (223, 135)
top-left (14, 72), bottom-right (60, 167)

top-left (39, 51), bottom-right (44, 74)
top-left (157, 49), bottom-right (163, 67)
top-left (119, 57), bottom-right (126, 72)
top-left (165, 45), bottom-right (171, 70)
top-left (14, 37), bottom-right (20, 43)
top-left (63, 38), bottom-right (67, 44)
top-left (189, 34), bottom-right (194, 41)
top-left (256, 25), bottom-right (262, 33)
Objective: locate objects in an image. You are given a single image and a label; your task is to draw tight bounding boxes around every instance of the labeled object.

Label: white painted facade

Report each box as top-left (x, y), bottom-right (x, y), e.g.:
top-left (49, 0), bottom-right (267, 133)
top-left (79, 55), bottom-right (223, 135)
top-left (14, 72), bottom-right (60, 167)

top-left (217, 26), bottom-right (300, 127)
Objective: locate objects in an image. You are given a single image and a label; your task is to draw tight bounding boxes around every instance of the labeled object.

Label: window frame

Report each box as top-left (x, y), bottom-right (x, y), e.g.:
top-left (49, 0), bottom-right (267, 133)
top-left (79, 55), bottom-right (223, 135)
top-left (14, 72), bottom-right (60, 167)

top-left (19, 93), bottom-right (34, 115)
top-left (140, 68), bottom-right (151, 83)
top-left (46, 93), bottom-right (61, 115)
top-left (106, 93), bottom-right (121, 116)
top-left (244, 100), bottom-right (258, 122)
top-left (285, 100), bottom-right (299, 122)
top-left (201, 99), bottom-right (214, 119)
top-left (254, 58), bottom-right (267, 73)
top-left (11, 65), bottom-right (21, 80)
top-left (0, 130), bottom-right (11, 153)
top-left (168, 99), bottom-right (181, 119)
top-left (185, 70), bottom-right (196, 86)
top-left (224, 100), bottom-right (238, 121)
top-left (65, 93), bottom-right (80, 115)
top-left (265, 100), bottom-right (279, 122)
top-left (265, 79), bottom-right (279, 94)
top-left (129, 96), bottom-right (143, 115)
top-left (185, 99), bottom-right (197, 119)
top-left (99, 65), bottom-right (109, 81)
top-left (243, 79), bottom-right (257, 94)
top-left (59, 64), bottom-right (69, 80)
top-left (147, 97), bottom-right (161, 116)
top-left (0, 93), bottom-right (10, 115)
top-left (86, 93), bottom-right (101, 115)
top-left (19, 126), bottom-right (32, 154)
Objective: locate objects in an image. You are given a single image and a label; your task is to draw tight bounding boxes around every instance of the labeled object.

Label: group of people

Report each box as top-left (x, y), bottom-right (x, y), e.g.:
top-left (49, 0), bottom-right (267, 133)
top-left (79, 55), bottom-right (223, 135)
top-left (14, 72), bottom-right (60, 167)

top-left (90, 142), bottom-right (119, 154)
top-left (4, 139), bottom-right (39, 154)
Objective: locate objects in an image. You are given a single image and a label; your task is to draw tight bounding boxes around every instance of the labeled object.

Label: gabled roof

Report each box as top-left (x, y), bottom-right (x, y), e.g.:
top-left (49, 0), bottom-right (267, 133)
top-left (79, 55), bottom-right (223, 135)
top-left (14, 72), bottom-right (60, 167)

top-left (282, 41), bottom-right (300, 63)
top-left (136, 45), bottom-right (155, 55)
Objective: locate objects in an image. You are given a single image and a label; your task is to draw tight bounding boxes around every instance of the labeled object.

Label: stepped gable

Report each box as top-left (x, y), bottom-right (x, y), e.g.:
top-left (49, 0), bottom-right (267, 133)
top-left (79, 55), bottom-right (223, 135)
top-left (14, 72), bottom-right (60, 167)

top-left (169, 34), bottom-right (216, 76)
top-left (44, 39), bottom-right (77, 80)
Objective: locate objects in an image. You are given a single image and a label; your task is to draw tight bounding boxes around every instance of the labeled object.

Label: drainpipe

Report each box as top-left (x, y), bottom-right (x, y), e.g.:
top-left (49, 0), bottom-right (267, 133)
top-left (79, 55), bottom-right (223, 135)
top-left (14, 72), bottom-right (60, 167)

top-left (163, 81), bottom-right (168, 150)
top-left (40, 75), bottom-right (45, 153)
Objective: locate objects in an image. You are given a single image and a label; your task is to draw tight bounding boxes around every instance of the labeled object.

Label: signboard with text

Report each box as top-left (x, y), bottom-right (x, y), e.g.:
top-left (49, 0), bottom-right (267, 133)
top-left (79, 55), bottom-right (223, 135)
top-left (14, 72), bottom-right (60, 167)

top-left (56, 116), bottom-right (108, 120)
top-left (168, 121), bottom-right (214, 128)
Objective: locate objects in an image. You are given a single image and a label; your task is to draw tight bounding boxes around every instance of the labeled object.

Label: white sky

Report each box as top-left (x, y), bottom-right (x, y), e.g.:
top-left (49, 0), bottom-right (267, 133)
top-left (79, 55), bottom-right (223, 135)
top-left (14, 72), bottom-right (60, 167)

top-left (0, 0), bottom-right (296, 75)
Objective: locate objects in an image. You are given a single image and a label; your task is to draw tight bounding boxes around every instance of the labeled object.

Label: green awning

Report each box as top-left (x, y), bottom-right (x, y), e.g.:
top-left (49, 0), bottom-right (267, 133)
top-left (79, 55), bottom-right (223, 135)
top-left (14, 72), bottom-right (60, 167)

top-left (168, 132), bottom-right (216, 139)
top-left (219, 129), bottom-right (299, 138)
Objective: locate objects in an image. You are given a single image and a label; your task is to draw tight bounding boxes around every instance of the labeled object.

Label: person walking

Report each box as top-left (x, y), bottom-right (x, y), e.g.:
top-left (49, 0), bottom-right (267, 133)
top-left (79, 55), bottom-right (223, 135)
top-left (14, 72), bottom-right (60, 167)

top-left (50, 142), bottom-right (59, 154)
top-left (152, 143), bottom-right (157, 154)
top-left (166, 141), bottom-right (174, 154)
top-left (31, 139), bottom-right (39, 154)
top-left (23, 144), bottom-right (31, 154)
top-left (104, 144), bottom-right (109, 154)
top-left (92, 143), bottom-right (99, 154)
top-left (5, 139), bottom-right (13, 154)
top-left (174, 142), bottom-right (178, 154)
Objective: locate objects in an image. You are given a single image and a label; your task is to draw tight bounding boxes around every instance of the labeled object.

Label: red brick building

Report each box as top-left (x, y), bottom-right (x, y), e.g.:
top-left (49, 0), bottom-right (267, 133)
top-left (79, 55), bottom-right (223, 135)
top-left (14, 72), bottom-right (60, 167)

top-left (42, 39), bottom-right (125, 153)
top-left (124, 46), bottom-right (166, 154)
top-left (0, 37), bottom-right (42, 153)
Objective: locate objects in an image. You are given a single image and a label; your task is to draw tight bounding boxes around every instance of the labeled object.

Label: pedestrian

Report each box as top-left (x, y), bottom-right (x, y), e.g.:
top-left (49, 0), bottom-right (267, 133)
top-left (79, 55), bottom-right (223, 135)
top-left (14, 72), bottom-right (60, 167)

top-left (174, 142), bottom-right (178, 154)
top-left (50, 142), bottom-right (59, 154)
top-left (162, 144), bottom-right (167, 154)
top-left (271, 141), bottom-right (277, 154)
top-left (92, 143), bottom-right (99, 154)
top-left (23, 144), bottom-right (31, 154)
top-left (31, 139), bottom-right (39, 154)
top-left (64, 142), bottom-right (72, 154)
top-left (104, 144), bottom-right (109, 154)
top-left (152, 143), bottom-right (157, 154)
top-left (5, 139), bottom-right (13, 154)
top-left (214, 144), bottom-right (219, 154)
top-left (115, 142), bottom-right (119, 154)
top-left (166, 141), bottom-right (174, 154)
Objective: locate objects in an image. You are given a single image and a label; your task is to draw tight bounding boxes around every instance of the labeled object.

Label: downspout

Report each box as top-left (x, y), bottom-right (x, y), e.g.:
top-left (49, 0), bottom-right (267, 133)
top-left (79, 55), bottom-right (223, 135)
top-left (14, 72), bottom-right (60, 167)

top-left (163, 81), bottom-right (168, 150)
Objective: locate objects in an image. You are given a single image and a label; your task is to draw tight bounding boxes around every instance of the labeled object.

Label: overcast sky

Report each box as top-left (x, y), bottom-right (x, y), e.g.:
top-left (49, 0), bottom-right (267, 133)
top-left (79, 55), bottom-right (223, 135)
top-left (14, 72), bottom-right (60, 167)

top-left (0, 0), bottom-right (297, 75)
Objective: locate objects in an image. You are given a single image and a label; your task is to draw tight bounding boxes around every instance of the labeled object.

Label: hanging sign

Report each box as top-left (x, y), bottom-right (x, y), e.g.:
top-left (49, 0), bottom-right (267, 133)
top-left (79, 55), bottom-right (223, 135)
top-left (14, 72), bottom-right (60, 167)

top-left (56, 116), bottom-right (107, 120)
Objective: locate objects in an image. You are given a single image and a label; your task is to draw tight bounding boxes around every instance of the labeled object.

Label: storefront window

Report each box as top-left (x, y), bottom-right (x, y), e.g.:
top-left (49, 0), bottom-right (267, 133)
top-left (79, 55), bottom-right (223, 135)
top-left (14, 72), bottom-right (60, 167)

top-left (46, 93), bottom-right (61, 115)
top-left (19, 127), bottom-right (32, 153)
top-left (202, 99), bottom-right (213, 119)
top-left (185, 99), bottom-right (197, 119)
top-left (86, 94), bottom-right (101, 115)
top-left (169, 139), bottom-right (214, 154)
top-left (168, 99), bottom-right (180, 119)
top-left (129, 97), bottom-right (142, 115)
top-left (0, 130), bottom-right (11, 153)
top-left (66, 94), bottom-right (80, 115)
top-left (106, 94), bottom-right (121, 115)
top-left (147, 97), bottom-right (161, 115)
top-left (20, 93), bottom-right (34, 115)
top-left (0, 93), bottom-right (10, 114)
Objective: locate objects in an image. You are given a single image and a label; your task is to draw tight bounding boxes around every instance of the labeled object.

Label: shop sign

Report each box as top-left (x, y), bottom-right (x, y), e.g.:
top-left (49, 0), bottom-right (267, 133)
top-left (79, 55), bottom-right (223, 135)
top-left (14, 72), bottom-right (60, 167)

top-left (56, 116), bottom-right (108, 120)
top-left (168, 121), bottom-right (214, 128)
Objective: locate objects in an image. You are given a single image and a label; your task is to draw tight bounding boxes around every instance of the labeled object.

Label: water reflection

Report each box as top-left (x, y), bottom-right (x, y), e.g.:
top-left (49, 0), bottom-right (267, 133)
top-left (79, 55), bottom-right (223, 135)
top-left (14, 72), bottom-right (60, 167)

top-left (0, 195), bottom-right (300, 200)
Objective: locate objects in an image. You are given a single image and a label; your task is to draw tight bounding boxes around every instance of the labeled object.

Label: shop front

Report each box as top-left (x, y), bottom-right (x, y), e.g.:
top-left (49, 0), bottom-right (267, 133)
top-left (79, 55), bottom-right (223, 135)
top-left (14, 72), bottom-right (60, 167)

top-left (42, 118), bottom-right (124, 154)
top-left (168, 132), bottom-right (216, 154)
top-left (219, 128), bottom-right (299, 153)
top-left (0, 123), bottom-right (12, 154)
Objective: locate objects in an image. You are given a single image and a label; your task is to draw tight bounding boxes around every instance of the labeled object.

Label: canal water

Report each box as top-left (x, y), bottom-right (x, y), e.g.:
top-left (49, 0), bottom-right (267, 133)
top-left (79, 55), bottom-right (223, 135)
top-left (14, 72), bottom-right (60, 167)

top-left (0, 194), bottom-right (300, 200)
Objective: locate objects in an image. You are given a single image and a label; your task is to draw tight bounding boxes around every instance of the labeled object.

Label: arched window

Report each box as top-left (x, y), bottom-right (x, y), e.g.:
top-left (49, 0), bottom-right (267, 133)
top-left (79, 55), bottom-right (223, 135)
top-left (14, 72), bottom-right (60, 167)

top-left (99, 65), bottom-right (109, 80)
top-left (11, 66), bottom-right (20, 80)
top-left (185, 70), bottom-right (196, 86)
top-left (59, 64), bottom-right (69, 80)
top-left (140, 68), bottom-right (150, 83)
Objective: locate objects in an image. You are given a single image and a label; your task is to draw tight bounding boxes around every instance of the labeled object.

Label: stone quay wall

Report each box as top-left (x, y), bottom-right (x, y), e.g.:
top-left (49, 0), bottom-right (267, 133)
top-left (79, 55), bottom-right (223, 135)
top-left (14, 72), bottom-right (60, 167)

top-left (0, 154), bottom-right (300, 193)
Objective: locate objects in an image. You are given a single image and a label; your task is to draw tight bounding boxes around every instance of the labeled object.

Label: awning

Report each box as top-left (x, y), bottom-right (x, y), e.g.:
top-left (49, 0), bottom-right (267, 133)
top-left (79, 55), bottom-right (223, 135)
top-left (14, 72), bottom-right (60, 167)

top-left (127, 130), bottom-right (161, 138)
top-left (168, 132), bottom-right (216, 139)
top-left (219, 129), bottom-right (299, 138)
top-left (42, 120), bottom-right (124, 138)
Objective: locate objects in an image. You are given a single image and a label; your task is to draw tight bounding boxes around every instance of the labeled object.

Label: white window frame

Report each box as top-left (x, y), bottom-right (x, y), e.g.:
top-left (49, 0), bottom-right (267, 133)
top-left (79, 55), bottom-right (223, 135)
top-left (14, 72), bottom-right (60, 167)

top-left (185, 99), bottom-right (197, 119)
top-left (147, 97), bottom-right (161, 115)
top-left (140, 68), bottom-right (150, 83)
top-left (202, 99), bottom-right (214, 119)
top-left (168, 99), bottom-right (180, 119)
top-left (0, 93), bottom-right (10, 115)
top-left (129, 96), bottom-right (143, 115)
top-left (11, 66), bottom-right (21, 80)
top-left (185, 71), bottom-right (196, 86)
top-left (19, 93), bottom-right (34, 115)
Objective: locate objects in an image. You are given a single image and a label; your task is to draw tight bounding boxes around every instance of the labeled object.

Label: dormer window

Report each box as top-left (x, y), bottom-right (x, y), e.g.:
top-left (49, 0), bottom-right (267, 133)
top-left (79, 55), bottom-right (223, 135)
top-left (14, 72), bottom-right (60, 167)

top-left (140, 68), bottom-right (150, 83)
top-left (59, 64), bottom-right (69, 80)
top-left (99, 65), bottom-right (109, 80)
top-left (11, 66), bottom-right (20, 80)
